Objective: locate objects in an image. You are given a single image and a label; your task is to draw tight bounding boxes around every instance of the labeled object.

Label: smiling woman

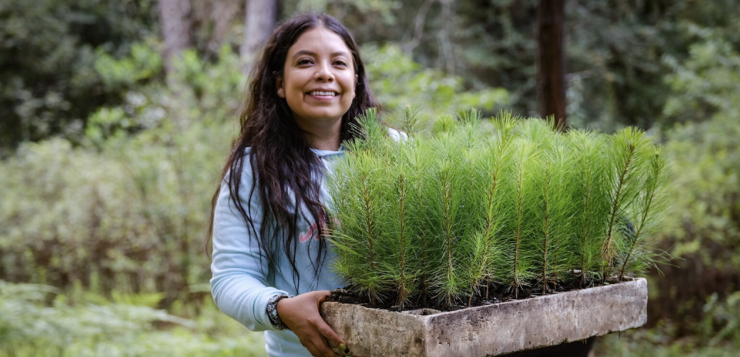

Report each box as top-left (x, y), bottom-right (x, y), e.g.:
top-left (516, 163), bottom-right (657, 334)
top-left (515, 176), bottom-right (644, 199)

top-left (209, 13), bottom-right (378, 357)
top-left (277, 27), bottom-right (358, 151)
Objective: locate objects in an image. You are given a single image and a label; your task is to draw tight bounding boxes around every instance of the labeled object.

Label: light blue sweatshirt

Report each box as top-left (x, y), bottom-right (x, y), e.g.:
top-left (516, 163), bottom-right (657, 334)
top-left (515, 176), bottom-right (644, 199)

top-left (210, 147), bottom-right (345, 357)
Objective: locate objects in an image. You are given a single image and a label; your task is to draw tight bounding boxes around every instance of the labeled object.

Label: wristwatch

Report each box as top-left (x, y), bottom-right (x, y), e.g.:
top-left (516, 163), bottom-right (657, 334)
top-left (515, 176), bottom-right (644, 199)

top-left (266, 293), bottom-right (292, 330)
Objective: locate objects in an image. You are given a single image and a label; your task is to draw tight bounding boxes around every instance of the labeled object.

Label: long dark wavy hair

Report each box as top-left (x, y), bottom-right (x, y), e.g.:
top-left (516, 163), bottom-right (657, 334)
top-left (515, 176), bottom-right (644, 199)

top-left (210, 14), bottom-right (379, 290)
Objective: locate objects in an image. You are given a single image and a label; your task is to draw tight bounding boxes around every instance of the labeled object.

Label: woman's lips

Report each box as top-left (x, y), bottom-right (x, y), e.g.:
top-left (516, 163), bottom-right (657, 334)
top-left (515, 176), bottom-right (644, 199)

top-left (308, 90), bottom-right (338, 96)
top-left (306, 90), bottom-right (339, 101)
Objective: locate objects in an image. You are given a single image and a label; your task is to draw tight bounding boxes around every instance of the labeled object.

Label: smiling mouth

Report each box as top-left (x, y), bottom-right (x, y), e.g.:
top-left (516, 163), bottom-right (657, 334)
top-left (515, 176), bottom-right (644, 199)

top-left (308, 91), bottom-right (339, 96)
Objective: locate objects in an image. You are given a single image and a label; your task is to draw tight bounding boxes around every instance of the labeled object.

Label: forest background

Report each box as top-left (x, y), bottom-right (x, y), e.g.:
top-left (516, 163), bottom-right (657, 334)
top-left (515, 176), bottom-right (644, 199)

top-left (1, 0), bottom-right (739, 356)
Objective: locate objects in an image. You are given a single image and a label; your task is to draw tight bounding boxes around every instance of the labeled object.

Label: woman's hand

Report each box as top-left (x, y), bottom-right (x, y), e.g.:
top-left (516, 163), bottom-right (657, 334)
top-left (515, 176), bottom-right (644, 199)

top-left (277, 290), bottom-right (349, 357)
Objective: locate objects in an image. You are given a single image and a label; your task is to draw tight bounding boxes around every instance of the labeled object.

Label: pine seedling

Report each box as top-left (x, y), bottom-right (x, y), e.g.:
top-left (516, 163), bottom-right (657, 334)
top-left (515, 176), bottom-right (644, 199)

top-left (618, 146), bottom-right (671, 280)
top-left (404, 144), bottom-right (434, 304)
top-left (465, 113), bottom-right (519, 302)
top-left (502, 138), bottom-right (541, 298)
top-left (349, 108), bottom-right (386, 152)
top-left (388, 163), bottom-right (414, 308)
top-left (534, 140), bottom-right (577, 294)
top-left (493, 110), bottom-right (522, 140)
top-left (399, 104), bottom-right (424, 135)
top-left (378, 141), bottom-right (421, 308)
top-left (518, 117), bottom-right (559, 150)
top-left (566, 130), bottom-right (612, 287)
top-left (328, 150), bottom-right (391, 305)
top-left (423, 137), bottom-right (477, 306)
top-left (457, 108), bottom-right (483, 126)
top-left (601, 128), bottom-right (652, 280)
top-left (432, 114), bottom-right (456, 135)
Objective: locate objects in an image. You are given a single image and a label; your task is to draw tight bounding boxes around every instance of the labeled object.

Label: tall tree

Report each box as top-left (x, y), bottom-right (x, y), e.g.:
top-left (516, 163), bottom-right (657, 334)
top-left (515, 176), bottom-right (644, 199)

top-left (189, 0), bottom-right (242, 54)
top-left (536, 0), bottom-right (566, 130)
top-left (241, 0), bottom-right (278, 73)
top-left (158, 0), bottom-right (193, 75)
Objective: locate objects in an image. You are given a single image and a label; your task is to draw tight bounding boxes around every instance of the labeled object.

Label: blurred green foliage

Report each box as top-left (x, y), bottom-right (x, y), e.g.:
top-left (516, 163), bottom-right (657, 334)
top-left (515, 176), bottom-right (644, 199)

top-left (6, 0), bottom-right (740, 151)
top-left (0, 281), bottom-right (266, 357)
top-left (594, 292), bottom-right (740, 356)
top-left (0, 44), bottom-right (242, 308)
top-left (0, 0), bottom-right (158, 151)
top-left (364, 44), bottom-right (509, 116)
top-left (662, 24), bottom-right (740, 125)
top-left (645, 28), bottom-right (740, 339)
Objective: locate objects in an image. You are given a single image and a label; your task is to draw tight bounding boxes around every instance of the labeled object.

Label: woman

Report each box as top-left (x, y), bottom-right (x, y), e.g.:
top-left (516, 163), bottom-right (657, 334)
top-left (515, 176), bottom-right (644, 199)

top-left (210, 12), bottom-right (595, 357)
top-left (210, 13), bottom-right (377, 357)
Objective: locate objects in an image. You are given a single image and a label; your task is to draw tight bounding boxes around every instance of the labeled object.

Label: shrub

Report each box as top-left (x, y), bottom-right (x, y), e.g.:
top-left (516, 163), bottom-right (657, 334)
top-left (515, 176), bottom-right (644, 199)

top-left (0, 281), bottom-right (265, 357)
top-left (0, 45), bottom-right (242, 307)
top-left (646, 27), bottom-right (740, 341)
top-left (363, 44), bottom-right (509, 116)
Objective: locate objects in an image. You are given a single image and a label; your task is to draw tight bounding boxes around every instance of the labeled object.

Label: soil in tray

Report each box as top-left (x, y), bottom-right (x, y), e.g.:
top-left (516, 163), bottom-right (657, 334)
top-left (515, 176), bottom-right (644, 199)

top-left (330, 276), bottom-right (627, 313)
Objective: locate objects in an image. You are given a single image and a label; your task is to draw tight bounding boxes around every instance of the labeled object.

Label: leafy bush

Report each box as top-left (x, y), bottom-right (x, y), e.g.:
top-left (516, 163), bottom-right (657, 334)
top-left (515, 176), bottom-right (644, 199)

top-left (363, 44), bottom-right (509, 116)
top-left (328, 110), bottom-right (670, 308)
top-left (0, 281), bottom-right (266, 357)
top-left (594, 291), bottom-right (740, 356)
top-left (0, 44), bottom-right (242, 307)
top-left (662, 24), bottom-right (740, 126)
top-left (0, 0), bottom-right (157, 150)
top-left (644, 28), bottom-right (740, 341)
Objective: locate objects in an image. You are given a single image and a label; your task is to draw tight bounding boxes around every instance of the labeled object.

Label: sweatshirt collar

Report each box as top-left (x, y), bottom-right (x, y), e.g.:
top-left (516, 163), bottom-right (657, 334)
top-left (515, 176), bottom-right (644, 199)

top-left (310, 146), bottom-right (344, 158)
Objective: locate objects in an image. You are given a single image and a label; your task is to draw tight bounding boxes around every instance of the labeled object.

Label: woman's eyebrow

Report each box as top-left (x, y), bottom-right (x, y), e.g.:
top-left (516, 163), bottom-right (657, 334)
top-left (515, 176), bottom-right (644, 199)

top-left (292, 50), bottom-right (350, 59)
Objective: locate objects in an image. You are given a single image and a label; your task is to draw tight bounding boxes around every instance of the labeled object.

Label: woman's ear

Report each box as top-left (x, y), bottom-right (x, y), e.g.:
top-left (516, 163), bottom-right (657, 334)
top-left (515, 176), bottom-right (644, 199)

top-left (276, 75), bottom-right (285, 98)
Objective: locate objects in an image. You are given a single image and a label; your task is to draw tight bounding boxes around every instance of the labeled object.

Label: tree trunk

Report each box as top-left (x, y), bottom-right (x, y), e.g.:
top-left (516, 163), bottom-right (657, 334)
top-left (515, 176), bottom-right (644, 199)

top-left (210, 0), bottom-right (241, 53)
top-left (241, 0), bottom-right (278, 74)
top-left (158, 0), bottom-right (193, 75)
top-left (536, 0), bottom-right (566, 131)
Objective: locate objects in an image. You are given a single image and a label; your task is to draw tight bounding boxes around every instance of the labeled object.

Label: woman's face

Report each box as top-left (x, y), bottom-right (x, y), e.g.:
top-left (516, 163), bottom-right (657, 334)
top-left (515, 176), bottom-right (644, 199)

top-left (277, 27), bottom-right (357, 132)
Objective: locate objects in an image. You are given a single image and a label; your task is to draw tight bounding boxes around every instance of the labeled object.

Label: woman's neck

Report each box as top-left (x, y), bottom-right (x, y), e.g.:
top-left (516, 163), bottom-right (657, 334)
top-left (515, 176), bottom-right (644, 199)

top-left (299, 120), bottom-right (342, 151)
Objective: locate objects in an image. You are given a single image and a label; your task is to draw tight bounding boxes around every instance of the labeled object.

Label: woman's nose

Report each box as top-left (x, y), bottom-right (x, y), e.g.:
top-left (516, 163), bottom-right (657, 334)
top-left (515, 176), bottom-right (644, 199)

top-left (313, 61), bottom-right (335, 82)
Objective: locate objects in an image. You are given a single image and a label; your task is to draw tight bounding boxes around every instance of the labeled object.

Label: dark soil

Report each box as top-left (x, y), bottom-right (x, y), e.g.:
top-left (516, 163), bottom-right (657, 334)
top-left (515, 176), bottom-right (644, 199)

top-left (330, 276), bottom-right (627, 313)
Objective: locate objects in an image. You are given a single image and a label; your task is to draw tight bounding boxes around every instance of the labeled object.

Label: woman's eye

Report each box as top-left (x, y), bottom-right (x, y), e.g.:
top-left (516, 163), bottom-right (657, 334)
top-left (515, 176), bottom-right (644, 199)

top-left (297, 59), bottom-right (313, 65)
top-left (334, 60), bottom-right (347, 66)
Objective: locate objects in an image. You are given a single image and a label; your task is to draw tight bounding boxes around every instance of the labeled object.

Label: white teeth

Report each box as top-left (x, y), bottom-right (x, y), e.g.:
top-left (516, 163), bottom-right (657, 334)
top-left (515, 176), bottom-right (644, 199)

top-left (310, 91), bottom-right (336, 96)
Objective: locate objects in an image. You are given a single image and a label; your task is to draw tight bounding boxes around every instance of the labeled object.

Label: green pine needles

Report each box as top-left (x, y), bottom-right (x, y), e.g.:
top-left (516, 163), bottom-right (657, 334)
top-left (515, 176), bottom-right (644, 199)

top-left (326, 109), bottom-right (670, 309)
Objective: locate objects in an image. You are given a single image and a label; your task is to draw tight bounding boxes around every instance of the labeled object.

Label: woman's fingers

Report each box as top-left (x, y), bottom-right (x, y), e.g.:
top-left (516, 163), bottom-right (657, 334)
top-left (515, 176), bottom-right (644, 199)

top-left (277, 290), bottom-right (347, 356)
top-left (316, 317), bottom-right (346, 354)
top-left (302, 323), bottom-right (341, 357)
top-left (303, 338), bottom-right (330, 357)
top-left (314, 291), bottom-right (348, 355)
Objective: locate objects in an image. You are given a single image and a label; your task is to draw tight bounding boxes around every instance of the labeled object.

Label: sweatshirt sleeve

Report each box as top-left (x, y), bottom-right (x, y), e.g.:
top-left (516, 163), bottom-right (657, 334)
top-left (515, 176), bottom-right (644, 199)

top-left (210, 164), bottom-right (290, 332)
